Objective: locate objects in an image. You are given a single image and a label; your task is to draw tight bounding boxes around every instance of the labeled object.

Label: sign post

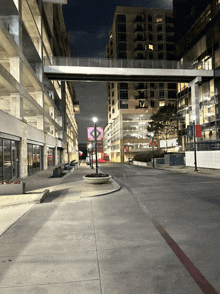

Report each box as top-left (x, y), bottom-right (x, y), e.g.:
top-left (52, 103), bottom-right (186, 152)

top-left (193, 121), bottom-right (198, 171)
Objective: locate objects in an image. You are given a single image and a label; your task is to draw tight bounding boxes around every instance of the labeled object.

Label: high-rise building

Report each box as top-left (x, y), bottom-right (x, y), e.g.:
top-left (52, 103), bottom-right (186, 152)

top-left (173, 0), bottom-right (220, 151)
top-left (0, 0), bottom-right (79, 180)
top-left (104, 7), bottom-right (177, 162)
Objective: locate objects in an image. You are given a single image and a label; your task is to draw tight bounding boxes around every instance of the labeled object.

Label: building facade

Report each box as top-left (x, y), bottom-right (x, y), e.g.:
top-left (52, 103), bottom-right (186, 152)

top-left (104, 7), bottom-right (177, 162)
top-left (0, 0), bottom-right (79, 181)
top-left (174, 0), bottom-right (220, 150)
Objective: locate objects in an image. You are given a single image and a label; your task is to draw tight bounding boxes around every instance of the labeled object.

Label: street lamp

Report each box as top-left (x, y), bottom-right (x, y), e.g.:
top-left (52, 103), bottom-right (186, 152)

top-left (92, 117), bottom-right (98, 174)
top-left (151, 132), bottom-right (155, 168)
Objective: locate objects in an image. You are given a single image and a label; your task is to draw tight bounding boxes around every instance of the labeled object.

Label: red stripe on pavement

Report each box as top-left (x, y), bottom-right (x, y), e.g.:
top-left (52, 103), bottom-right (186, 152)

top-left (151, 217), bottom-right (219, 294)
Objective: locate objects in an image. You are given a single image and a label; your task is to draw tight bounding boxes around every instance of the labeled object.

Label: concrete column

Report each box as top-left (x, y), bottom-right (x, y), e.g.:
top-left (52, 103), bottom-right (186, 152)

top-left (35, 63), bottom-right (43, 82)
top-left (36, 115), bottom-right (44, 130)
top-left (10, 57), bottom-right (21, 82)
top-left (55, 145), bottom-right (58, 165)
top-left (50, 125), bottom-right (55, 136)
top-left (36, 92), bottom-right (44, 107)
top-left (56, 116), bottom-right (63, 127)
top-left (189, 77), bottom-right (202, 125)
top-left (19, 122), bottom-right (28, 178)
top-left (49, 107), bottom-right (54, 119)
top-left (43, 133), bottom-right (48, 170)
top-left (10, 93), bottom-right (23, 118)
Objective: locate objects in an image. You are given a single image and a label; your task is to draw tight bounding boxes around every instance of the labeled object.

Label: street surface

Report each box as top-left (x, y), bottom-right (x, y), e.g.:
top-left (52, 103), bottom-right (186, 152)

top-left (0, 163), bottom-right (219, 294)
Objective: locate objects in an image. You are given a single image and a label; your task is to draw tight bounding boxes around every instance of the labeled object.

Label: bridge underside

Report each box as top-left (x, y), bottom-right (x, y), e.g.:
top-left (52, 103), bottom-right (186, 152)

top-left (44, 66), bottom-right (214, 83)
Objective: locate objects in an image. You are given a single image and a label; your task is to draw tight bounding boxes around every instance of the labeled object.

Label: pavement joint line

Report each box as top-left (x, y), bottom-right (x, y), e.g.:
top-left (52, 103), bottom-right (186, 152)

top-left (91, 198), bottom-right (103, 294)
top-left (115, 176), bottom-right (219, 294)
top-left (0, 204), bottom-right (35, 237)
top-left (0, 278), bottom-right (101, 289)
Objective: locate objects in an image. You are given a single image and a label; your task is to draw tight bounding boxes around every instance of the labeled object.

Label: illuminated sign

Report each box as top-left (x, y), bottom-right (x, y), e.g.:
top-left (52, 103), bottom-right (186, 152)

top-left (87, 127), bottom-right (103, 141)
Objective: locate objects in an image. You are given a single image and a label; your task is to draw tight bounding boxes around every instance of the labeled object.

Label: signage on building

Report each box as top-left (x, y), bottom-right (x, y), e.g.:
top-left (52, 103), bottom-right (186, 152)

top-left (187, 125), bottom-right (202, 137)
top-left (195, 125), bottom-right (202, 137)
top-left (187, 125), bottom-right (193, 137)
top-left (87, 127), bottom-right (103, 141)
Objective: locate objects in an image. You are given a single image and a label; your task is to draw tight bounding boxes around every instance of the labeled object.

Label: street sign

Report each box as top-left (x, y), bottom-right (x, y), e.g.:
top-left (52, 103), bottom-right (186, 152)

top-left (187, 125), bottom-right (193, 137)
top-left (87, 127), bottom-right (103, 141)
top-left (149, 140), bottom-right (156, 146)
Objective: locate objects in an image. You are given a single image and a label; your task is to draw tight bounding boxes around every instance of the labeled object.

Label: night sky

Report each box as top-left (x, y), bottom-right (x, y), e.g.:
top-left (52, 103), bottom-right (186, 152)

top-left (62, 0), bottom-right (173, 143)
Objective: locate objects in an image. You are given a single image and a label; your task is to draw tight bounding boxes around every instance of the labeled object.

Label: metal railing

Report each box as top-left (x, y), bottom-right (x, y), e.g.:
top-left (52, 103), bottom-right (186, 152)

top-left (43, 57), bottom-right (212, 70)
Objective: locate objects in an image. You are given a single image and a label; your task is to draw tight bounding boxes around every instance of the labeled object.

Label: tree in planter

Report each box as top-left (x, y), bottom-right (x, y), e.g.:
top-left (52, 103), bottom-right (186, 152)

top-left (147, 103), bottom-right (177, 151)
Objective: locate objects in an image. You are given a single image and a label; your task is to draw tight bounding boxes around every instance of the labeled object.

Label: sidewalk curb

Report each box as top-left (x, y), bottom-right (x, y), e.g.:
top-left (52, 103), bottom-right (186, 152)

top-left (35, 189), bottom-right (50, 204)
top-left (81, 178), bottom-right (121, 198)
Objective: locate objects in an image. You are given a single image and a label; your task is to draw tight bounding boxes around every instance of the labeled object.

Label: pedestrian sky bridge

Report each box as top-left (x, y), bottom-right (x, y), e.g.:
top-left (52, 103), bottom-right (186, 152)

top-left (43, 57), bottom-right (215, 83)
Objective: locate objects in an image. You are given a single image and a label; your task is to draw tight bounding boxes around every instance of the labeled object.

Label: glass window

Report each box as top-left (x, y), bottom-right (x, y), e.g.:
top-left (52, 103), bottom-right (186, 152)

top-left (159, 91), bottom-right (164, 97)
top-left (11, 141), bottom-right (18, 179)
top-left (118, 52), bottom-right (127, 58)
top-left (151, 100), bottom-right (155, 107)
top-left (159, 101), bottom-right (165, 107)
top-left (157, 26), bottom-right (162, 32)
top-left (150, 91), bottom-right (154, 98)
top-left (119, 83), bottom-right (128, 90)
top-left (116, 14), bottom-right (126, 22)
top-left (0, 139), bottom-right (2, 181)
top-left (149, 44), bottom-right (153, 50)
top-left (158, 53), bottom-right (164, 59)
top-left (157, 35), bottom-right (163, 41)
top-left (159, 83), bottom-right (164, 88)
top-left (117, 33), bottom-right (126, 41)
top-left (118, 42), bottom-right (127, 51)
top-left (47, 148), bottom-right (54, 167)
top-left (117, 24), bottom-right (126, 32)
top-left (148, 15), bottom-right (152, 22)
top-left (148, 24), bottom-right (152, 31)
top-left (157, 17), bottom-right (162, 23)
top-left (28, 144), bottom-right (33, 175)
top-left (158, 44), bottom-right (163, 50)
top-left (119, 91), bottom-right (128, 99)
top-left (150, 83), bottom-right (154, 88)
top-left (4, 140), bottom-right (12, 181)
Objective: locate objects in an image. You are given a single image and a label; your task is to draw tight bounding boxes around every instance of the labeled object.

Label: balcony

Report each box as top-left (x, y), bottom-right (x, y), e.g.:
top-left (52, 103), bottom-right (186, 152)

top-left (135, 105), bottom-right (148, 109)
top-left (73, 101), bottom-right (80, 114)
top-left (135, 93), bottom-right (147, 99)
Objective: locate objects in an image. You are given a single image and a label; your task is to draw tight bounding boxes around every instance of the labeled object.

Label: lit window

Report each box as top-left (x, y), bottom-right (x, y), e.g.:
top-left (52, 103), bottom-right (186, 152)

top-left (110, 34), bottom-right (113, 38)
top-left (157, 17), bottom-right (162, 23)
top-left (159, 101), bottom-right (165, 107)
top-left (149, 44), bottom-right (153, 50)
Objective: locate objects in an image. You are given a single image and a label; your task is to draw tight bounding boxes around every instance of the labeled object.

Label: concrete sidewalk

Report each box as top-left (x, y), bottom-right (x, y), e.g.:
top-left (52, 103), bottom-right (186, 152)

top-left (0, 163), bottom-right (120, 236)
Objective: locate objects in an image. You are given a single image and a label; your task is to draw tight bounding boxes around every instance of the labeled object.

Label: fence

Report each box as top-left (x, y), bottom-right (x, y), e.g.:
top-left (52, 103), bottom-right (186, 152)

top-left (43, 57), bottom-right (211, 70)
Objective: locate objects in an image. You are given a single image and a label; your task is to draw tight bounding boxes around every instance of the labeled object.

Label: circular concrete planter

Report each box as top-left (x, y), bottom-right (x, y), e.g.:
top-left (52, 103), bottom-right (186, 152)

top-left (83, 175), bottom-right (111, 184)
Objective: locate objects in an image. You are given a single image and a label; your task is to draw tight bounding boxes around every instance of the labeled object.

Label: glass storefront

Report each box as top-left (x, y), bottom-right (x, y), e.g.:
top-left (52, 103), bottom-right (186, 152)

top-left (28, 144), bottom-right (43, 176)
top-left (0, 139), bottom-right (19, 181)
top-left (47, 147), bottom-right (55, 167)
